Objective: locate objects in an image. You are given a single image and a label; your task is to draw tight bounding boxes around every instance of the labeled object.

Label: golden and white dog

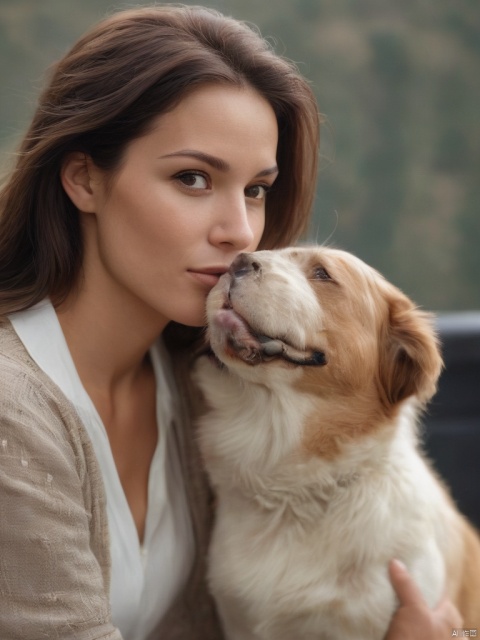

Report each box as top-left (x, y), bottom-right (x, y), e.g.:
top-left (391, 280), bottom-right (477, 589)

top-left (194, 246), bottom-right (480, 640)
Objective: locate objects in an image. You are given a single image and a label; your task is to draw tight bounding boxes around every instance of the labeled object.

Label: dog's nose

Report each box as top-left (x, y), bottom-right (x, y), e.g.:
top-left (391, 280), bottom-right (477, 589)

top-left (230, 253), bottom-right (262, 279)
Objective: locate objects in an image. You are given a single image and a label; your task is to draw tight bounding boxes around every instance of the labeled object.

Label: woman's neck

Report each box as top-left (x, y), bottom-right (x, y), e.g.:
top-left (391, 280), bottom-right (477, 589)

top-left (55, 285), bottom-right (167, 395)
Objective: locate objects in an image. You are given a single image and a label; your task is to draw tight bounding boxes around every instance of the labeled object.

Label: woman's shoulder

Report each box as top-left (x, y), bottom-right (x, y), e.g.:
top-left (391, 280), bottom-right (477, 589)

top-left (0, 317), bottom-right (31, 362)
top-left (0, 319), bottom-right (95, 467)
top-left (0, 325), bottom-right (115, 640)
top-left (0, 318), bottom-right (46, 379)
top-left (0, 319), bottom-right (63, 409)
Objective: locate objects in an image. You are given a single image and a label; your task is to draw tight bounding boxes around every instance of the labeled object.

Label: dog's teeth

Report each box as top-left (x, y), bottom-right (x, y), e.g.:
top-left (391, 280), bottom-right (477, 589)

top-left (261, 340), bottom-right (284, 356)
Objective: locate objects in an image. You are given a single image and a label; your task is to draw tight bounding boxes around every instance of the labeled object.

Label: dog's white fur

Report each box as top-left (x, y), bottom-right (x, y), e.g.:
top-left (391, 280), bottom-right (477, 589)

top-left (194, 247), bottom-right (480, 640)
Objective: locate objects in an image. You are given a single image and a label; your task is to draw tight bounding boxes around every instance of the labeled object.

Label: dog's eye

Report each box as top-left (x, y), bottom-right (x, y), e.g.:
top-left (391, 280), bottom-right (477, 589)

top-left (313, 266), bottom-right (332, 281)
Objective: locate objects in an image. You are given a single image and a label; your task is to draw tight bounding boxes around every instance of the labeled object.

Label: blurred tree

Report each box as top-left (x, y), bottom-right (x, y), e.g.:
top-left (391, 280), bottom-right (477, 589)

top-left (0, 0), bottom-right (479, 310)
top-left (355, 30), bottom-right (410, 276)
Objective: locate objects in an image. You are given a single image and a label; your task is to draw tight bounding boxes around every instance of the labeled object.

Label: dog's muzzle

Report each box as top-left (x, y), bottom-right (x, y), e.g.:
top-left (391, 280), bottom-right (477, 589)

top-left (209, 253), bottom-right (327, 368)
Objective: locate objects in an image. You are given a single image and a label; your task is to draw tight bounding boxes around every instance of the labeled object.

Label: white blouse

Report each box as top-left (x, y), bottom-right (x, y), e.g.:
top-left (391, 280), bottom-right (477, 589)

top-left (9, 300), bottom-right (194, 640)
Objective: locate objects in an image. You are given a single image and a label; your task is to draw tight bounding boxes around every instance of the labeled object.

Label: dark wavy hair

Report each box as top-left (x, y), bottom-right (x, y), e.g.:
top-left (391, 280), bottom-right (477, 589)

top-left (0, 5), bottom-right (320, 317)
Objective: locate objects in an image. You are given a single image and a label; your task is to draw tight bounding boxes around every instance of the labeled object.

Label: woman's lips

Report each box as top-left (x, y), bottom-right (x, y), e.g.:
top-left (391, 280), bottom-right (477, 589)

top-left (188, 268), bottom-right (228, 288)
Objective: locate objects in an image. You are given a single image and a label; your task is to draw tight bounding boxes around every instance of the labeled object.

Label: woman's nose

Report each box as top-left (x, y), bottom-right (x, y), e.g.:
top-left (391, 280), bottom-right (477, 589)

top-left (208, 196), bottom-right (261, 250)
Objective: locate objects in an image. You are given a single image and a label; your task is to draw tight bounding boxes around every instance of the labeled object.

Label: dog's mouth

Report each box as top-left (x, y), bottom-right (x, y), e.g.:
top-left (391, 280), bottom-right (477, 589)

top-left (208, 302), bottom-right (327, 368)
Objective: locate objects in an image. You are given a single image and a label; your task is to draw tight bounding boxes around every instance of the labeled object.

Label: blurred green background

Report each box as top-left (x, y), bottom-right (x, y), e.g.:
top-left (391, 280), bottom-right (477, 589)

top-left (1, 0), bottom-right (479, 311)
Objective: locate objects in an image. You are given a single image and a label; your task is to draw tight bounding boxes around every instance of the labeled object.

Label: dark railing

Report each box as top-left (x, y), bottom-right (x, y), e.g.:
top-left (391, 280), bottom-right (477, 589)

top-left (423, 312), bottom-right (480, 529)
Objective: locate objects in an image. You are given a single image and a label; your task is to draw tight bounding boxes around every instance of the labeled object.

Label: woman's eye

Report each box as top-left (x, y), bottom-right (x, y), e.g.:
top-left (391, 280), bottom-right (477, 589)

top-left (245, 184), bottom-right (270, 200)
top-left (175, 172), bottom-right (209, 190)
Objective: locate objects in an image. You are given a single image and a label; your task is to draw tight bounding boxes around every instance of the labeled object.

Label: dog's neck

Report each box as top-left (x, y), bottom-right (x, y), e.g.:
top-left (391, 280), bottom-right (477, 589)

top-left (231, 465), bottom-right (364, 527)
top-left (197, 359), bottom-right (420, 519)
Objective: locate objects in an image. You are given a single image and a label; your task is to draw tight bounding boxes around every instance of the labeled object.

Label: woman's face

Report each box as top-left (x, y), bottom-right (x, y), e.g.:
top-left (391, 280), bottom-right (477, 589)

top-left (84, 84), bottom-right (279, 328)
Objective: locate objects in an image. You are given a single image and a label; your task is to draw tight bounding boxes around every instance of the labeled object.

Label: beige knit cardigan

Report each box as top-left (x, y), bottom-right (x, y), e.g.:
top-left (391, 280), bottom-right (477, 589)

top-left (0, 320), bottom-right (224, 640)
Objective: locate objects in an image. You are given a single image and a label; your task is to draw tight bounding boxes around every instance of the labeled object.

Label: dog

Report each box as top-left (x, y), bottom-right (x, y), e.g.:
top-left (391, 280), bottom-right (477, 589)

top-left (193, 246), bottom-right (480, 640)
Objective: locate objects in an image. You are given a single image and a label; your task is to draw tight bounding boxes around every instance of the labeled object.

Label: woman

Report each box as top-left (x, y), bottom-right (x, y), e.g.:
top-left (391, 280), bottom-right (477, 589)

top-left (0, 5), bottom-right (461, 639)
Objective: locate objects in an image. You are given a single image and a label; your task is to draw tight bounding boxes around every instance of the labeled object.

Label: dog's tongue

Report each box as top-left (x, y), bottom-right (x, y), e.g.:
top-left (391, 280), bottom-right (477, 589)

top-left (212, 308), bottom-right (280, 363)
top-left (211, 308), bottom-right (327, 367)
top-left (212, 308), bottom-right (263, 360)
top-left (213, 310), bottom-right (280, 349)
top-left (212, 308), bottom-right (255, 342)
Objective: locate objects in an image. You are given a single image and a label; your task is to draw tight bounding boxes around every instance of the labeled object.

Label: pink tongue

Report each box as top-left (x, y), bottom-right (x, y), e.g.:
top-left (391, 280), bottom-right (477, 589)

top-left (212, 309), bottom-right (259, 348)
top-left (212, 309), bottom-right (286, 357)
top-left (213, 309), bottom-right (252, 340)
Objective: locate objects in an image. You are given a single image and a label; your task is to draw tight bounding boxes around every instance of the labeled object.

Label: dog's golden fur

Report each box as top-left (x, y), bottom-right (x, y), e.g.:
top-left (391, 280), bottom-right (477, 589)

top-left (194, 247), bottom-right (480, 639)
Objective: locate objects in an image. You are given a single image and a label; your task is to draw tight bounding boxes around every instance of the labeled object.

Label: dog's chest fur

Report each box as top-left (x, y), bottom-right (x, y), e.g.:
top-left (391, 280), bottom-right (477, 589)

top-left (195, 361), bottom-right (452, 640)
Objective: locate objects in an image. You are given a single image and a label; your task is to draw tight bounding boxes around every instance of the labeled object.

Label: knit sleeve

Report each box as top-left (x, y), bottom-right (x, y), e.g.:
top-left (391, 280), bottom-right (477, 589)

top-left (0, 362), bottom-right (123, 640)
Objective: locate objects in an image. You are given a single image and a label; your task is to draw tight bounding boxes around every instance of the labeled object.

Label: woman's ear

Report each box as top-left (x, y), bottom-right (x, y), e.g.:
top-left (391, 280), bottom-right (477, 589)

top-left (60, 152), bottom-right (100, 213)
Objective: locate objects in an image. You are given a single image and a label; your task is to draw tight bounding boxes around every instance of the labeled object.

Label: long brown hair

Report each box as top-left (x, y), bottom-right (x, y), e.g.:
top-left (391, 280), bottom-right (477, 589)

top-left (0, 5), bottom-right (320, 318)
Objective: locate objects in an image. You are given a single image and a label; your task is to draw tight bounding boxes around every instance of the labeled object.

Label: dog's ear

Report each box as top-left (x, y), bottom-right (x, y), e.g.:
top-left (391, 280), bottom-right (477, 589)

top-left (378, 288), bottom-right (443, 408)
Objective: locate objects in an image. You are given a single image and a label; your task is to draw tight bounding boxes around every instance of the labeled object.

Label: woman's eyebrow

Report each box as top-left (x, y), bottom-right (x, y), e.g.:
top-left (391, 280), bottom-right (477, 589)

top-left (160, 150), bottom-right (230, 171)
top-left (256, 165), bottom-right (279, 178)
top-left (160, 149), bottom-right (278, 178)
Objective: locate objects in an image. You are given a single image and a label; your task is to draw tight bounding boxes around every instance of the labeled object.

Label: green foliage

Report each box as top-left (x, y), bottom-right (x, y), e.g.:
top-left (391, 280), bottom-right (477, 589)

top-left (1, 0), bottom-right (479, 310)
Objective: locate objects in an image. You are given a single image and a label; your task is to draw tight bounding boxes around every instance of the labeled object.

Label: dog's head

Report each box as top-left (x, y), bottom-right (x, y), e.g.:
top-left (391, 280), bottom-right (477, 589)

top-left (205, 247), bottom-right (442, 416)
